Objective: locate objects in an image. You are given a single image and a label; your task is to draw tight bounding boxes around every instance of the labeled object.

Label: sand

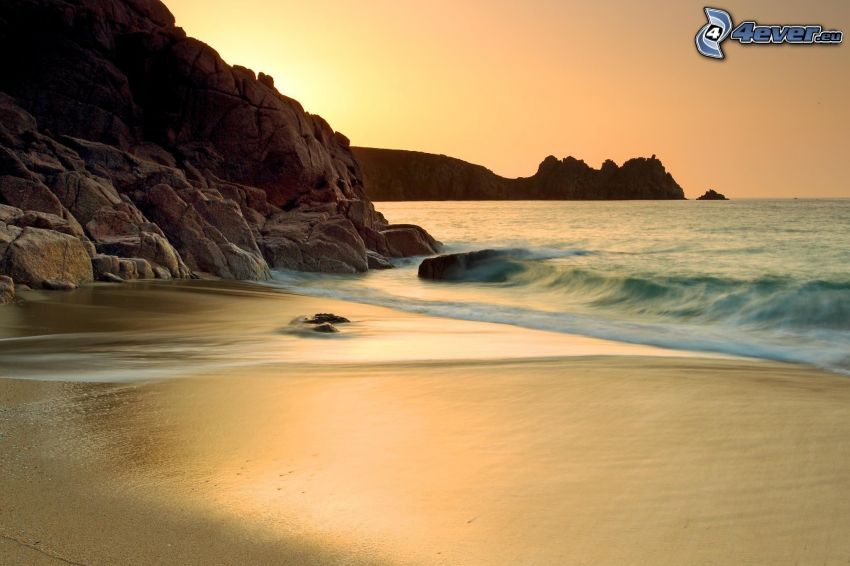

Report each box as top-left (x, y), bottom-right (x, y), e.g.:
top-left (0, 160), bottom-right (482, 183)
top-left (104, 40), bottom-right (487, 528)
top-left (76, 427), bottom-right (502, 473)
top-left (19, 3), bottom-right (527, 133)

top-left (2, 283), bottom-right (850, 565)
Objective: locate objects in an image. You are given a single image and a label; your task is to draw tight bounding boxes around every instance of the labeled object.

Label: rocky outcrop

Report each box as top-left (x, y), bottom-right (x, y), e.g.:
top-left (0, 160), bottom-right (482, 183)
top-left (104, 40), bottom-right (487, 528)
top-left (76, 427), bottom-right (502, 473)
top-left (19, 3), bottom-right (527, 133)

top-left (286, 312), bottom-right (350, 334)
top-left (354, 147), bottom-right (686, 201)
top-left (697, 189), bottom-right (728, 200)
top-left (0, 0), bottom-right (438, 296)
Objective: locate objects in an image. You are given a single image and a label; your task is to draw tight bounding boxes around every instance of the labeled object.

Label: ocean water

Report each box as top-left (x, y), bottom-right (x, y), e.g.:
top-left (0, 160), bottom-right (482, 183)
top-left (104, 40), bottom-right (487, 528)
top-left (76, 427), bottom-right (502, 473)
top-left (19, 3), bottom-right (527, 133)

top-left (270, 200), bottom-right (850, 373)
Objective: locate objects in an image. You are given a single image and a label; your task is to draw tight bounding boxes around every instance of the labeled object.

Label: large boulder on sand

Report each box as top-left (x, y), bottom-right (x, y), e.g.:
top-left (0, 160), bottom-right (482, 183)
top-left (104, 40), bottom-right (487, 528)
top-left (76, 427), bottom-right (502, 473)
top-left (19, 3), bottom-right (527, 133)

top-left (1, 226), bottom-right (93, 288)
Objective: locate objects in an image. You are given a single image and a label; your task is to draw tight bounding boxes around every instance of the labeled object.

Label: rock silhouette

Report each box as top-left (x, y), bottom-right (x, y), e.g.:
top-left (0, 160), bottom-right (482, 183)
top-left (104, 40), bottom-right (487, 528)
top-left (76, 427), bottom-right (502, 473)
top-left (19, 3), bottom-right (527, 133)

top-left (0, 0), bottom-right (438, 291)
top-left (697, 189), bottom-right (729, 200)
top-left (418, 249), bottom-right (517, 281)
top-left (354, 148), bottom-right (686, 200)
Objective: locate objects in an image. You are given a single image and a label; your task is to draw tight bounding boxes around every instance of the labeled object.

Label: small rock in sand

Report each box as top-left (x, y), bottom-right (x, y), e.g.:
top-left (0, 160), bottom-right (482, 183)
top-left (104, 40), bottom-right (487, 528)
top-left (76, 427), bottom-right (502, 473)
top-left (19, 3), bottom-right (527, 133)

top-left (305, 313), bottom-right (350, 324)
top-left (312, 322), bottom-right (339, 333)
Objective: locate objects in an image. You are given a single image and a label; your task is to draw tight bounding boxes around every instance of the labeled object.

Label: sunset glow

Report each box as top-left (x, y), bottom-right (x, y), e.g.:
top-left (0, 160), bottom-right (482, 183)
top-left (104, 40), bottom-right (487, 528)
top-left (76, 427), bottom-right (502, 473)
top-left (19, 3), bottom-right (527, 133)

top-left (165, 0), bottom-right (849, 198)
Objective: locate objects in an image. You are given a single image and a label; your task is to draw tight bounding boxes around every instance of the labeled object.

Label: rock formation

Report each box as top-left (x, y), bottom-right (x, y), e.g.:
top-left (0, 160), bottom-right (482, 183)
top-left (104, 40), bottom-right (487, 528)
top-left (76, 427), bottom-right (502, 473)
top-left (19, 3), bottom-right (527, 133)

top-left (418, 249), bottom-right (519, 281)
top-left (0, 0), bottom-right (438, 291)
top-left (354, 147), bottom-right (686, 201)
top-left (0, 275), bottom-right (14, 304)
top-left (697, 189), bottom-right (728, 200)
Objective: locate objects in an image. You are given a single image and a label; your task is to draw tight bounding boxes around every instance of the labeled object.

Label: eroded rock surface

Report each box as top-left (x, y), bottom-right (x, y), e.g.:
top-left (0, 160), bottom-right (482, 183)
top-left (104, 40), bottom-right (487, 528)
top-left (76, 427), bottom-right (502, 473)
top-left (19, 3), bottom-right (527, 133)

top-left (0, 0), bottom-right (438, 296)
top-left (0, 275), bottom-right (14, 304)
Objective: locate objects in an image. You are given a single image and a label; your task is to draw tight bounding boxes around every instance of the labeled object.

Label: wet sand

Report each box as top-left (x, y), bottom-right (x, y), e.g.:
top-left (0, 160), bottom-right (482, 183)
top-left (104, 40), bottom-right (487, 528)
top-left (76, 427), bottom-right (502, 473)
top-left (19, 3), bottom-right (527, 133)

top-left (2, 283), bottom-right (850, 565)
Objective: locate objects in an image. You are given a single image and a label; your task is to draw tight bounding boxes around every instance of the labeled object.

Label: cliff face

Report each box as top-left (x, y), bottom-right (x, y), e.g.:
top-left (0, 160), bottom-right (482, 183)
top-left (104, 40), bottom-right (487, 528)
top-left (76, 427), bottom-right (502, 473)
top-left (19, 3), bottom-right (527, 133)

top-left (354, 148), bottom-right (686, 201)
top-left (352, 148), bottom-right (512, 200)
top-left (0, 0), bottom-right (438, 289)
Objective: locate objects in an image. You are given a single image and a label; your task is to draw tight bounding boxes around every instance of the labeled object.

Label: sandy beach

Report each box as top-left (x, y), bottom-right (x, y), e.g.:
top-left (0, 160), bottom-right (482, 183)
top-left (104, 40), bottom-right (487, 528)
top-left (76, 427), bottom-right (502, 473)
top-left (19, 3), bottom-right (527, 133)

top-left (2, 282), bottom-right (850, 565)
top-left (1, 0), bottom-right (846, 563)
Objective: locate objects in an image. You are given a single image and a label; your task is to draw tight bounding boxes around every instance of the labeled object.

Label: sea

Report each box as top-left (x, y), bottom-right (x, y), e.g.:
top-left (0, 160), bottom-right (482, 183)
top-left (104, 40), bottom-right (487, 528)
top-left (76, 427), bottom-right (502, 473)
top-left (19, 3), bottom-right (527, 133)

top-left (271, 200), bottom-right (850, 373)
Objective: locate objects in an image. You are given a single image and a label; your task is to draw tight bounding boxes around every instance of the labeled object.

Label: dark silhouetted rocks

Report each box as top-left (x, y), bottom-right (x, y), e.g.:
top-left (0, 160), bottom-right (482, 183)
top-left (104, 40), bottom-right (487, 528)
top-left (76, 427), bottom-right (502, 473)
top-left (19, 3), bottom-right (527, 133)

top-left (354, 148), bottom-right (686, 201)
top-left (697, 189), bottom-right (728, 200)
top-left (419, 249), bottom-right (516, 280)
top-left (304, 313), bottom-right (350, 324)
top-left (0, 0), bottom-right (438, 299)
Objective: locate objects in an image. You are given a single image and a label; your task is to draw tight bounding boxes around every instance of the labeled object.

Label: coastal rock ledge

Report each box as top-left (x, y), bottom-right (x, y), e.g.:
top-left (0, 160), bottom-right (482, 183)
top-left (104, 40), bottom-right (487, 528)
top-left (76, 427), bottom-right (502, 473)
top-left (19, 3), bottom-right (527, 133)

top-left (0, 0), bottom-right (438, 291)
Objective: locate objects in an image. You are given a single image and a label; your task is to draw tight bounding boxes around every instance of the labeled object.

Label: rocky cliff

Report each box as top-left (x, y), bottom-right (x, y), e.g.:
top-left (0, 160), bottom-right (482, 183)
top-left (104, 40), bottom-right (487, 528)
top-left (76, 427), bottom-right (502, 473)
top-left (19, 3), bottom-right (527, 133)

top-left (354, 147), bottom-right (686, 201)
top-left (0, 0), bottom-right (438, 291)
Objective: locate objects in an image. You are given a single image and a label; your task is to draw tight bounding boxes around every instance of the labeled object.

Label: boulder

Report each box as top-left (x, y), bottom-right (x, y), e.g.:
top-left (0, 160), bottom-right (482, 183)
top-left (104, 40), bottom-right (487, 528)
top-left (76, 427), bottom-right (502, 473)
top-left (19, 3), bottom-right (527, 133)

top-left (0, 175), bottom-right (65, 216)
top-left (262, 214), bottom-right (368, 273)
top-left (1, 227), bottom-right (93, 288)
top-left (0, 204), bottom-right (22, 223)
top-left (8, 210), bottom-right (86, 239)
top-left (50, 171), bottom-right (123, 225)
top-left (95, 230), bottom-right (186, 277)
top-left (117, 258), bottom-right (140, 280)
top-left (418, 249), bottom-right (519, 281)
top-left (99, 272), bottom-right (124, 283)
top-left (0, 223), bottom-right (22, 259)
top-left (185, 192), bottom-right (262, 256)
top-left (43, 279), bottom-right (77, 291)
top-left (131, 258), bottom-right (155, 279)
top-left (0, 275), bottom-right (14, 304)
top-left (153, 266), bottom-right (171, 279)
top-left (380, 224), bottom-right (440, 257)
top-left (366, 250), bottom-right (393, 269)
top-left (137, 183), bottom-right (268, 279)
top-left (92, 254), bottom-right (121, 279)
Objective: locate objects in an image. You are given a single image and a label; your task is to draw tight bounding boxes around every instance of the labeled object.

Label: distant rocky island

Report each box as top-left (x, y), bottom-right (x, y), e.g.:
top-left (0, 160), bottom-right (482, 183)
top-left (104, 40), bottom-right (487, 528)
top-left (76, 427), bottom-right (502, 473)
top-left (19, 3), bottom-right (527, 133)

top-left (353, 147), bottom-right (686, 201)
top-left (697, 189), bottom-right (729, 200)
top-left (0, 0), bottom-right (438, 296)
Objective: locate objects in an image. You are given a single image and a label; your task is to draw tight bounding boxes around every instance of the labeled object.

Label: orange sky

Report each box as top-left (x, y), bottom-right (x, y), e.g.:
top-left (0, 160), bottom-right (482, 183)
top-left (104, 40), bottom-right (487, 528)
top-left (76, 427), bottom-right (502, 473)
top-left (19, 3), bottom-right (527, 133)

top-left (164, 0), bottom-right (849, 198)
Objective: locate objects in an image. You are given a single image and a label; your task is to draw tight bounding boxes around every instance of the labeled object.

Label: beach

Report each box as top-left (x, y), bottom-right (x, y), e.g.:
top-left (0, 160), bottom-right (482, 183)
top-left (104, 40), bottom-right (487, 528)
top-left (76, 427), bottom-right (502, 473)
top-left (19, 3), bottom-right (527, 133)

top-left (1, 0), bottom-right (846, 562)
top-left (3, 282), bottom-right (850, 565)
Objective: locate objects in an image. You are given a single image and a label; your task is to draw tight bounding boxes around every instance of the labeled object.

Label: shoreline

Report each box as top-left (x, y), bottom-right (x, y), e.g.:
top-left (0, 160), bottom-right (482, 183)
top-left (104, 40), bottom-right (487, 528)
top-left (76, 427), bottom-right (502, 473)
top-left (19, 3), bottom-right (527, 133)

top-left (0, 279), bottom-right (739, 384)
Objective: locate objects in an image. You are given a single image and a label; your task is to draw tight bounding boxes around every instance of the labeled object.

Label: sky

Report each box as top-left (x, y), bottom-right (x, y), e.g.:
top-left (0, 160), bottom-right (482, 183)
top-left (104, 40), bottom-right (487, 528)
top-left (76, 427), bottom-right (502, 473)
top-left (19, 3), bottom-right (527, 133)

top-left (164, 0), bottom-right (849, 198)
